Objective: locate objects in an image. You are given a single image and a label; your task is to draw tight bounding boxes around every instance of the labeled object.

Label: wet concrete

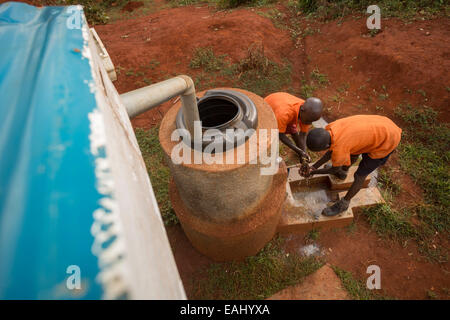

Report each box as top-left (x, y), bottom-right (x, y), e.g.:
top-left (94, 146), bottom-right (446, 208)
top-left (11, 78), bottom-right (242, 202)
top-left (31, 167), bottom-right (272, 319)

top-left (278, 165), bottom-right (385, 233)
top-left (290, 182), bottom-right (334, 219)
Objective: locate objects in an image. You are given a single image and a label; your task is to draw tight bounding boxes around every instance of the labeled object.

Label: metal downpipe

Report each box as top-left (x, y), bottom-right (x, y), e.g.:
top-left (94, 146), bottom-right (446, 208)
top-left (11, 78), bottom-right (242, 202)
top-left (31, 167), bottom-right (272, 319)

top-left (120, 75), bottom-right (200, 138)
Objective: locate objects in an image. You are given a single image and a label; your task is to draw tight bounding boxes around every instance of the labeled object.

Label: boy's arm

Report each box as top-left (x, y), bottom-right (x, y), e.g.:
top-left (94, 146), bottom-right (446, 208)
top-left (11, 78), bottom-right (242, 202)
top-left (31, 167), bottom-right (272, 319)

top-left (292, 131), bottom-right (307, 152)
top-left (309, 151), bottom-right (344, 176)
top-left (311, 166), bottom-right (343, 175)
top-left (310, 150), bottom-right (331, 171)
top-left (279, 133), bottom-right (310, 163)
top-left (309, 150), bottom-right (342, 176)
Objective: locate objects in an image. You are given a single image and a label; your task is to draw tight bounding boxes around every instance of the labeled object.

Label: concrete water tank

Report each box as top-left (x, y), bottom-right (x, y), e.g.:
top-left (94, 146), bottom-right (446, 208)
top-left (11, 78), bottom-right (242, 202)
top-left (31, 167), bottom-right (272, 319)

top-left (159, 88), bottom-right (287, 261)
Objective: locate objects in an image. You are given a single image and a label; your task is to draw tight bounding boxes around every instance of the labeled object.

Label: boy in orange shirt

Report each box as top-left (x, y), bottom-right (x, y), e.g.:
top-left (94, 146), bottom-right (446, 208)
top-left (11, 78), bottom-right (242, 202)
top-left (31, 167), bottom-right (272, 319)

top-left (264, 92), bottom-right (323, 163)
top-left (305, 115), bottom-right (402, 216)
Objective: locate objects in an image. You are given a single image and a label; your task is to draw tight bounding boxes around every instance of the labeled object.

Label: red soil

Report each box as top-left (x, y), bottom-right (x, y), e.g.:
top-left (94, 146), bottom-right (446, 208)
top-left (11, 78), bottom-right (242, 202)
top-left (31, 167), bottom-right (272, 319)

top-left (305, 15), bottom-right (450, 123)
top-left (6, 0), bottom-right (448, 299)
top-left (93, 4), bottom-right (450, 299)
top-left (284, 218), bottom-right (449, 300)
top-left (94, 5), bottom-right (300, 128)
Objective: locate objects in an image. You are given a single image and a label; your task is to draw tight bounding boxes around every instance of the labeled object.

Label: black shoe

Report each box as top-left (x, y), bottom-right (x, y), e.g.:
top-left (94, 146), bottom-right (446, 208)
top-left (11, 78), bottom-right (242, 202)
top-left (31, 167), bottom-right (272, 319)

top-left (322, 199), bottom-right (350, 217)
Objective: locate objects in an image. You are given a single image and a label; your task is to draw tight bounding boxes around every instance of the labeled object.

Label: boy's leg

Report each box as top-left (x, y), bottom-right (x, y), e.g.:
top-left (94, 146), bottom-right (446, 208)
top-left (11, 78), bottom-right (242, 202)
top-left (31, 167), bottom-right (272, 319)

top-left (322, 152), bottom-right (392, 216)
top-left (343, 173), bottom-right (368, 202)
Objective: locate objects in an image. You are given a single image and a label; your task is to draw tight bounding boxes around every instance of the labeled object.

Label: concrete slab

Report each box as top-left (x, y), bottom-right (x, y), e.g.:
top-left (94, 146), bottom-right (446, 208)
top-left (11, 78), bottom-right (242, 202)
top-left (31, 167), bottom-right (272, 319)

top-left (278, 166), bottom-right (385, 234)
top-left (328, 166), bottom-right (371, 191)
top-left (278, 201), bottom-right (354, 234)
top-left (338, 186), bottom-right (385, 213)
top-left (267, 264), bottom-right (350, 300)
top-left (311, 208), bottom-right (354, 231)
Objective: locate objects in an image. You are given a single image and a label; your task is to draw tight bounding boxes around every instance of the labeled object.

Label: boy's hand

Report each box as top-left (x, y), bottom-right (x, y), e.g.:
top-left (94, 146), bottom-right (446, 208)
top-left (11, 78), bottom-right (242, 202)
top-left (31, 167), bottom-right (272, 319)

top-left (297, 149), bottom-right (311, 164)
top-left (300, 164), bottom-right (316, 177)
top-left (299, 164), bottom-right (310, 177)
top-left (309, 165), bottom-right (318, 175)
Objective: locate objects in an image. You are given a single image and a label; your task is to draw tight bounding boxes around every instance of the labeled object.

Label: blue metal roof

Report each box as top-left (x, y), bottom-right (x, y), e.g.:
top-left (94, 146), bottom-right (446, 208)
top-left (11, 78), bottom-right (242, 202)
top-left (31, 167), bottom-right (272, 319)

top-left (0, 2), bottom-right (103, 299)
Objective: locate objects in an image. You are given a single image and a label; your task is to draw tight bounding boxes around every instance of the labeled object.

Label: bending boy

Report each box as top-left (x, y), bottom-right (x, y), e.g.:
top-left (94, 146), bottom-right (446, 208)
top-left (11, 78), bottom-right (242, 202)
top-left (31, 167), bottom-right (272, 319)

top-left (305, 115), bottom-right (402, 216)
top-left (264, 92), bottom-right (323, 163)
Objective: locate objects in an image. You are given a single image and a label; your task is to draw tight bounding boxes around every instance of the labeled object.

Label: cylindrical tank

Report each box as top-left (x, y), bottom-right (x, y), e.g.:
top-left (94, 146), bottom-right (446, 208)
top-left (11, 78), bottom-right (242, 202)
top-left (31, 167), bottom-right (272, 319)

top-left (159, 88), bottom-right (287, 261)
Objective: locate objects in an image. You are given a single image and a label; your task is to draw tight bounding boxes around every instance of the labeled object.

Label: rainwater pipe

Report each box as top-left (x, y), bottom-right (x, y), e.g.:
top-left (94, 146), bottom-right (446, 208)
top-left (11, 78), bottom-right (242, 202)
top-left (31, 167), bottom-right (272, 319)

top-left (120, 75), bottom-right (199, 136)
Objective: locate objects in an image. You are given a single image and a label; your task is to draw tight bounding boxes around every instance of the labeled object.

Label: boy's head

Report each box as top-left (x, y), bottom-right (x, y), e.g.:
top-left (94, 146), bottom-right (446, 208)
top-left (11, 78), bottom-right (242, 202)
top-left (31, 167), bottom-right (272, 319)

top-left (306, 128), bottom-right (331, 151)
top-left (299, 97), bottom-right (323, 124)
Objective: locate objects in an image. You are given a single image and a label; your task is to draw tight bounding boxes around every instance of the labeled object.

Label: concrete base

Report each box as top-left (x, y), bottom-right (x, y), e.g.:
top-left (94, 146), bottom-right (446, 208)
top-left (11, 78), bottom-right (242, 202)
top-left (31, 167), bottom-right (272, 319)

top-left (278, 166), bottom-right (384, 234)
top-left (338, 187), bottom-right (385, 213)
top-left (170, 163), bottom-right (288, 261)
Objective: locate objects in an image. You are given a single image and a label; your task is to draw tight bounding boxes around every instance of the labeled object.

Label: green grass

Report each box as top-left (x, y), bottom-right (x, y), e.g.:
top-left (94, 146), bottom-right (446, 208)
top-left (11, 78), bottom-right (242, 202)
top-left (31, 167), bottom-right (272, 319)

top-left (427, 290), bottom-right (439, 299)
top-left (363, 103), bottom-right (449, 263)
top-left (216, 0), bottom-right (277, 9)
top-left (191, 237), bottom-right (324, 299)
top-left (290, 0), bottom-right (449, 21)
top-left (169, 0), bottom-right (209, 7)
top-left (300, 80), bottom-right (316, 99)
top-left (236, 45), bottom-right (292, 96)
top-left (363, 204), bottom-right (419, 241)
top-left (337, 83), bottom-right (349, 93)
top-left (305, 229), bottom-right (320, 242)
top-left (329, 93), bottom-right (343, 103)
top-left (189, 47), bottom-right (228, 72)
top-left (299, 68), bottom-right (329, 99)
top-left (394, 104), bottom-right (450, 212)
top-left (105, 0), bottom-right (158, 23)
top-left (51, 0), bottom-right (129, 24)
top-left (332, 266), bottom-right (391, 300)
top-left (188, 45), bottom-right (292, 96)
top-left (257, 8), bottom-right (289, 30)
top-left (310, 68), bottom-right (329, 86)
top-left (345, 221), bottom-right (358, 234)
top-left (377, 167), bottom-right (401, 201)
top-left (135, 127), bottom-right (179, 226)
top-left (378, 93), bottom-right (389, 101)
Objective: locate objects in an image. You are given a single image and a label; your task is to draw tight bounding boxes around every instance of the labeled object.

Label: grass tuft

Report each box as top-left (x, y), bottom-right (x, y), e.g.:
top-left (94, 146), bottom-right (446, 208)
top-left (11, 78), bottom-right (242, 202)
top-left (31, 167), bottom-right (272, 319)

top-left (364, 103), bottom-right (449, 263)
top-left (235, 43), bottom-right (292, 96)
top-left (135, 127), bottom-right (179, 226)
top-left (363, 204), bottom-right (419, 241)
top-left (190, 47), bottom-right (228, 72)
top-left (291, 0), bottom-right (448, 21)
top-left (188, 44), bottom-right (292, 96)
top-left (332, 266), bottom-right (392, 300)
top-left (191, 237), bottom-right (324, 299)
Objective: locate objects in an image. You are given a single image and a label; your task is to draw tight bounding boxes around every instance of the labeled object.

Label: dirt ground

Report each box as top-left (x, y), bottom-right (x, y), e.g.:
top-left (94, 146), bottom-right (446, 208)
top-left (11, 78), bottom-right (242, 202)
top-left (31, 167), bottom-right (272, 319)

top-left (307, 15), bottom-right (450, 121)
top-left (92, 2), bottom-right (450, 299)
top-left (283, 218), bottom-right (449, 300)
top-left (94, 4), bottom-right (301, 128)
top-left (7, 0), bottom-right (448, 299)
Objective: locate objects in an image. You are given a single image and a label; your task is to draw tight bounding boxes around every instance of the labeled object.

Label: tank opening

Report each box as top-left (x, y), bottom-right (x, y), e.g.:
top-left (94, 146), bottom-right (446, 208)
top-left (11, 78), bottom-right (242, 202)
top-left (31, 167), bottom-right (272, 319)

top-left (198, 97), bottom-right (240, 128)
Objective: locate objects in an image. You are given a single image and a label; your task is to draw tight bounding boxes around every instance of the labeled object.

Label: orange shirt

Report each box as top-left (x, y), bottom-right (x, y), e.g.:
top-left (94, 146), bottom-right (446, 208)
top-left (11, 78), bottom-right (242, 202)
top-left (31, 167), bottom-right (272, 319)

top-left (326, 115), bottom-right (402, 167)
top-left (264, 92), bottom-right (310, 133)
